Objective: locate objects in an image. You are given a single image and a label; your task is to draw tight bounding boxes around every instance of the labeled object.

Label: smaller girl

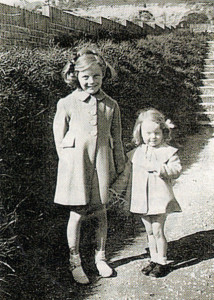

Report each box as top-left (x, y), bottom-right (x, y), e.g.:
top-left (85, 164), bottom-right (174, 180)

top-left (111, 108), bottom-right (182, 278)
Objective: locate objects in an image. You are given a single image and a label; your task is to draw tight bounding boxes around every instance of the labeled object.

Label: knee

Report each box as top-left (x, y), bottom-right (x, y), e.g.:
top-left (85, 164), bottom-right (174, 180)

top-left (142, 221), bottom-right (153, 236)
top-left (69, 211), bottom-right (83, 223)
top-left (153, 228), bottom-right (164, 239)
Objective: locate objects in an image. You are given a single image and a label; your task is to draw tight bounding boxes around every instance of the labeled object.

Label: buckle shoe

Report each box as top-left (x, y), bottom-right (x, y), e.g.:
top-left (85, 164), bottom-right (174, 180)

top-left (141, 261), bottom-right (157, 276)
top-left (149, 263), bottom-right (170, 278)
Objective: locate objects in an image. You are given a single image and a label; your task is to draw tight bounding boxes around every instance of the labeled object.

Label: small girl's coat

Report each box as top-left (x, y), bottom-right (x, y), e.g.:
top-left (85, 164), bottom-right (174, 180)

top-left (111, 143), bottom-right (182, 215)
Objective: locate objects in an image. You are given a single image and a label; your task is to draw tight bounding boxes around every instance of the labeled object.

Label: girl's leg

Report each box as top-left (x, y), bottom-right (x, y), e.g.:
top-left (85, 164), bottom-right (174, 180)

top-left (94, 206), bottom-right (113, 277)
top-left (67, 211), bottom-right (82, 254)
top-left (151, 214), bottom-right (167, 265)
top-left (95, 207), bottom-right (107, 252)
top-left (149, 214), bottom-right (169, 277)
top-left (67, 210), bottom-right (89, 284)
top-left (141, 215), bottom-right (158, 263)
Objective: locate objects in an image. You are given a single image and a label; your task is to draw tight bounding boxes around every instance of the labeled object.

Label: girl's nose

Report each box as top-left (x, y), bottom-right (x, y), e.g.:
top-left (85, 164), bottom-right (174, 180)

top-left (88, 76), bottom-right (94, 84)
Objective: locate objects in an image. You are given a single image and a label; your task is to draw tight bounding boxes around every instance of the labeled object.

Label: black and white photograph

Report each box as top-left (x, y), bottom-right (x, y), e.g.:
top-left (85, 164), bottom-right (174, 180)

top-left (0, 0), bottom-right (214, 299)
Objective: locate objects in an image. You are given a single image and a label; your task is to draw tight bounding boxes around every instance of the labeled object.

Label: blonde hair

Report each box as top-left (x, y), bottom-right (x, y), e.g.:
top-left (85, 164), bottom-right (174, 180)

top-left (62, 47), bottom-right (116, 87)
top-left (132, 107), bottom-right (174, 146)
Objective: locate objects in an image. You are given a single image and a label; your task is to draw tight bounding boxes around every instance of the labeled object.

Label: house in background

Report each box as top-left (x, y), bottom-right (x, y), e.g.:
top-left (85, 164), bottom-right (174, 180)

top-left (177, 11), bottom-right (214, 32)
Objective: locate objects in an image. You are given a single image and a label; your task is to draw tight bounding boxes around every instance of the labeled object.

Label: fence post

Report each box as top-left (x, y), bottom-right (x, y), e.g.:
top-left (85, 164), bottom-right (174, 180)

top-left (20, 8), bottom-right (26, 28)
top-left (42, 5), bottom-right (50, 17)
top-left (154, 24), bottom-right (165, 35)
top-left (164, 25), bottom-right (171, 33)
top-left (125, 20), bottom-right (145, 38)
top-left (142, 22), bottom-right (156, 35)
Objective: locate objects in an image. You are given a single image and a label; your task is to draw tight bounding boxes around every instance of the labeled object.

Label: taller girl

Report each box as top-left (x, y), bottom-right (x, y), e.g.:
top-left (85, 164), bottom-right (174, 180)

top-left (53, 48), bottom-right (125, 284)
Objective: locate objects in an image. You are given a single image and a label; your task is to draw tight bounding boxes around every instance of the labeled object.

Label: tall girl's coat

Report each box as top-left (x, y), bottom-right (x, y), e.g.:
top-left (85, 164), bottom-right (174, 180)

top-left (112, 143), bottom-right (182, 215)
top-left (53, 88), bottom-right (125, 206)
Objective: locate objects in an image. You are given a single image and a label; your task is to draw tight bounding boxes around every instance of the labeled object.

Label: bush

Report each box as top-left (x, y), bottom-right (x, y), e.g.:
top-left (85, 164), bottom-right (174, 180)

top-left (0, 30), bottom-right (208, 298)
top-left (104, 31), bottom-right (207, 137)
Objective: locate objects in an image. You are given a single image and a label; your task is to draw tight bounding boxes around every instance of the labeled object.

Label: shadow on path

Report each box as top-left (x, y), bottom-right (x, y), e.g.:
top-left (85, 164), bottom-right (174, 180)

top-left (178, 126), bottom-right (214, 173)
top-left (109, 230), bottom-right (214, 274)
top-left (168, 229), bottom-right (214, 270)
top-left (110, 252), bottom-right (149, 269)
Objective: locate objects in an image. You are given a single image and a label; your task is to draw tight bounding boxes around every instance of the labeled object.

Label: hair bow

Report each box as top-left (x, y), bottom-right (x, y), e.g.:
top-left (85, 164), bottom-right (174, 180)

top-left (68, 51), bottom-right (77, 72)
top-left (165, 119), bottom-right (175, 129)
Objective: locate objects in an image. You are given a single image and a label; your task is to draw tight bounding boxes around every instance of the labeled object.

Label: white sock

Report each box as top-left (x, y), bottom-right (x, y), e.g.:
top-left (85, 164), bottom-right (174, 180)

top-left (157, 256), bottom-right (167, 265)
top-left (150, 253), bottom-right (158, 263)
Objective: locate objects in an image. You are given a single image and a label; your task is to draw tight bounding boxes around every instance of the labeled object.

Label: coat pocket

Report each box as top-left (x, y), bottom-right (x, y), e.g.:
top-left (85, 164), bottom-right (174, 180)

top-left (61, 133), bottom-right (75, 148)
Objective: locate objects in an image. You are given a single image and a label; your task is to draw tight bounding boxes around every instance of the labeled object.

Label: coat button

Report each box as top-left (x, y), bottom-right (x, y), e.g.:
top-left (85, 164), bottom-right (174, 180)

top-left (90, 119), bottom-right (97, 125)
top-left (90, 130), bottom-right (97, 136)
top-left (89, 109), bottom-right (97, 116)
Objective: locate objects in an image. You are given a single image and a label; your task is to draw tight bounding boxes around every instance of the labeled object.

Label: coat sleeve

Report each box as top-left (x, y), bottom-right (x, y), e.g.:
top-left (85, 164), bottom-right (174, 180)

top-left (53, 99), bottom-right (69, 157)
top-left (159, 153), bottom-right (182, 180)
top-left (110, 102), bottom-right (126, 174)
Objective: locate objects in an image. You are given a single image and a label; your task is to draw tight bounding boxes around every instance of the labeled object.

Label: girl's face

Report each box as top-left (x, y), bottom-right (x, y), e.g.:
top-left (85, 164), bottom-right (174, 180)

top-left (141, 120), bottom-right (163, 147)
top-left (78, 64), bottom-right (103, 95)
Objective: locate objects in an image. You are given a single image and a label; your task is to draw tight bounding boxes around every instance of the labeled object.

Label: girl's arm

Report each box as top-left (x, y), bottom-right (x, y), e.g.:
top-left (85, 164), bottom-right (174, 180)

top-left (111, 102), bottom-right (126, 174)
top-left (159, 153), bottom-right (182, 179)
top-left (142, 149), bottom-right (182, 180)
top-left (53, 100), bottom-right (69, 157)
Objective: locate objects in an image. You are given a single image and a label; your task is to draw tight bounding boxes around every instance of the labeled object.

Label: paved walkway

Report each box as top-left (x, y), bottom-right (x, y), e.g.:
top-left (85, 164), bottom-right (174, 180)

top-left (84, 127), bottom-right (214, 300)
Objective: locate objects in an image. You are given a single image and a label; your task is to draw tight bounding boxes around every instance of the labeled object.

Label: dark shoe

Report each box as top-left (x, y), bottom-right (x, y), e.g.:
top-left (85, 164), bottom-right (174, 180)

top-left (141, 262), bottom-right (157, 276)
top-left (149, 263), bottom-right (170, 278)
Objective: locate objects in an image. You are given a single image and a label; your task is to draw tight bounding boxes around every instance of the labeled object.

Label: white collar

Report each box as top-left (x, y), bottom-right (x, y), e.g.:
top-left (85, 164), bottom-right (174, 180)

top-left (73, 88), bottom-right (106, 102)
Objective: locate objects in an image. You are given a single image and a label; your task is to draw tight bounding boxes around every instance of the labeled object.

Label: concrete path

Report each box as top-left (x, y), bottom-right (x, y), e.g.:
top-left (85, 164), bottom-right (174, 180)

top-left (84, 127), bottom-right (214, 300)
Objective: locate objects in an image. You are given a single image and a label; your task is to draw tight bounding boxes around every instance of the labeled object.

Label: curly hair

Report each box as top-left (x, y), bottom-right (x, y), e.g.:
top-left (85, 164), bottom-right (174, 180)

top-left (62, 47), bottom-right (116, 87)
top-left (132, 107), bottom-right (174, 146)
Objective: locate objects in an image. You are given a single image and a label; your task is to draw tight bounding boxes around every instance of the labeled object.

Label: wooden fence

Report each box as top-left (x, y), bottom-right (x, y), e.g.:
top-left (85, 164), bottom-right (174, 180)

top-left (0, 3), bottom-right (175, 47)
top-left (0, 3), bottom-right (50, 46)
